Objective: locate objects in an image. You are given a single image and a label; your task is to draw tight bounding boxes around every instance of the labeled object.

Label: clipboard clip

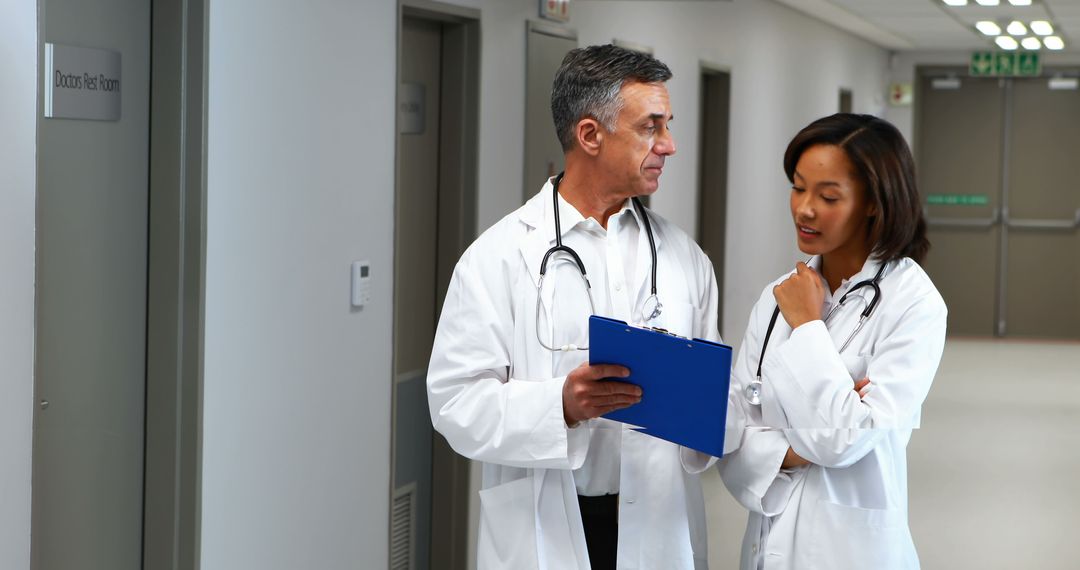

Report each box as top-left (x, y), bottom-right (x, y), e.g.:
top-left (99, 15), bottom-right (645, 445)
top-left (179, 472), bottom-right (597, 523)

top-left (648, 326), bottom-right (687, 340)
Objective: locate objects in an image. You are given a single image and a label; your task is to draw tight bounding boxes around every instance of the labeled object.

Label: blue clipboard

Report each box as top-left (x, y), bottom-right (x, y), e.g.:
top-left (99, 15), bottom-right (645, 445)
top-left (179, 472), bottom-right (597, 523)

top-left (589, 315), bottom-right (732, 457)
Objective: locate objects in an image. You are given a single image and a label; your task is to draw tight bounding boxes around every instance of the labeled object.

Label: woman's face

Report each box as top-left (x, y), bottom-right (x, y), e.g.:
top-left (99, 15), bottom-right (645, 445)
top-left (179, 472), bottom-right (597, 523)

top-left (789, 144), bottom-right (875, 259)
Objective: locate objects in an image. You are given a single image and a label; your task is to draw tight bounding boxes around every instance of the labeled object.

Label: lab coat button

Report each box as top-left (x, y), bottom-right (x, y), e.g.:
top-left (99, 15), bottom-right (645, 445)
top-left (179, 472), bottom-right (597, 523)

top-left (614, 283), bottom-right (622, 291)
top-left (624, 498), bottom-right (634, 504)
top-left (752, 544), bottom-right (758, 554)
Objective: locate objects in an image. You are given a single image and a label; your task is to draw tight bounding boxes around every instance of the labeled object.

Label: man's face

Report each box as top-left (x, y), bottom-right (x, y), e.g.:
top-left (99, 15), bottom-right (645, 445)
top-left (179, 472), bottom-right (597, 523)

top-left (597, 81), bottom-right (676, 199)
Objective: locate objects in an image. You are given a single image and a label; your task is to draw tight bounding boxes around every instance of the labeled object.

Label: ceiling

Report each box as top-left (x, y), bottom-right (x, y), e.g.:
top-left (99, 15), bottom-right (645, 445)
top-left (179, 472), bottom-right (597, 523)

top-left (773, 0), bottom-right (1079, 53)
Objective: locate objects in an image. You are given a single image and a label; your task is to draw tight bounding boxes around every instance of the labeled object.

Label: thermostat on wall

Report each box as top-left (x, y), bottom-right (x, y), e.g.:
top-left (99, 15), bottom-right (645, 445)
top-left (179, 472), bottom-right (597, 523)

top-left (351, 261), bottom-right (372, 308)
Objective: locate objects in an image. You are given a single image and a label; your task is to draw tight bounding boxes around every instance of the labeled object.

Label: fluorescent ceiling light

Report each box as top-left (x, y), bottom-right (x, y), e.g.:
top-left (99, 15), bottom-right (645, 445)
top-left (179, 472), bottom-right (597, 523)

top-left (1007, 21), bottom-right (1027, 35)
top-left (996, 36), bottom-right (1019, 50)
top-left (1021, 37), bottom-right (1041, 50)
top-left (1043, 36), bottom-right (1065, 50)
top-left (1030, 21), bottom-right (1053, 36)
top-left (943, 0), bottom-right (967, 6)
top-left (976, 21), bottom-right (1002, 35)
top-left (1008, 0), bottom-right (1032, 6)
top-left (975, 0), bottom-right (1000, 6)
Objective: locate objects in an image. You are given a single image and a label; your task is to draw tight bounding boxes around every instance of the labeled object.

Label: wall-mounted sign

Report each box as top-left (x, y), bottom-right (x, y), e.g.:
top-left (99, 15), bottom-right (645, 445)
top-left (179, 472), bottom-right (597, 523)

top-left (889, 83), bottom-right (913, 106)
top-left (970, 51), bottom-right (1040, 77)
top-left (45, 43), bottom-right (122, 121)
top-left (540, 0), bottom-right (569, 23)
top-left (399, 82), bottom-right (425, 135)
top-left (927, 194), bottom-right (990, 206)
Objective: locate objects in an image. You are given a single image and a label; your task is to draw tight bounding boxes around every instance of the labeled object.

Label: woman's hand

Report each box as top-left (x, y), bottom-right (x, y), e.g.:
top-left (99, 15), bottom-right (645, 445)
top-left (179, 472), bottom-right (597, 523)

top-left (855, 377), bottom-right (873, 399)
top-left (773, 262), bottom-right (826, 329)
top-left (782, 447), bottom-right (810, 469)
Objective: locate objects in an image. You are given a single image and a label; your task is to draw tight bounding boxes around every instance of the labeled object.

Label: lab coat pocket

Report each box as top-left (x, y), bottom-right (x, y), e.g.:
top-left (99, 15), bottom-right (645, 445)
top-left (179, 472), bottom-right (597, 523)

top-left (477, 477), bottom-right (539, 569)
top-left (810, 499), bottom-right (913, 570)
top-left (840, 353), bottom-right (870, 382)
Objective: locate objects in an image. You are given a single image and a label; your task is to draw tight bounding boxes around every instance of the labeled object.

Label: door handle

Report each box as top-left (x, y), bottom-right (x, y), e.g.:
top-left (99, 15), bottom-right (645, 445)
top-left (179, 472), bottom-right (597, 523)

top-left (1005, 208), bottom-right (1080, 231)
top-left (925, 207), bottom-right (1001, 229)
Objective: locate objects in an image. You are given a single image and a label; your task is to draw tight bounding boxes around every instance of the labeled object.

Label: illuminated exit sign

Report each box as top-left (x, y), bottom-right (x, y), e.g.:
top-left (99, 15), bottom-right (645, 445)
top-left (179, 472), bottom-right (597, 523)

top-left (971, 51), bottom-right (1041, 77)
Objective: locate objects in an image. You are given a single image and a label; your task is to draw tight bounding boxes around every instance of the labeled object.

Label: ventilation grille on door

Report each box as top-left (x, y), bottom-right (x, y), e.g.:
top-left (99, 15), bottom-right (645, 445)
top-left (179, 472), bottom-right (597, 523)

top-left (390, 483), bottom-right (417, 570)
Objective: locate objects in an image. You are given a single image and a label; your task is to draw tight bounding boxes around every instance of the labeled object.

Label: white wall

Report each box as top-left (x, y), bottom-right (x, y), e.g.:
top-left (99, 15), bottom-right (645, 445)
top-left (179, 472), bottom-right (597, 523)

top-left (200, 1), bottom-right (395, 568)
top-left (0, 1), bottom-right (37, 568)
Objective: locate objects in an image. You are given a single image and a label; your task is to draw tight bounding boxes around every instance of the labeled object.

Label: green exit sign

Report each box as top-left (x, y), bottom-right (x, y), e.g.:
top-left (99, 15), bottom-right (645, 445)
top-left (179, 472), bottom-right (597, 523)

top-left (971, 51), bottom-right (1041, 77)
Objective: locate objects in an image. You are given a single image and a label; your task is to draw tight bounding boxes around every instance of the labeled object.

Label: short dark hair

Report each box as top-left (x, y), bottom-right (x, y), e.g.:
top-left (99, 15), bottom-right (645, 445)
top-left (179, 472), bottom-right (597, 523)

top-left (550, 44), bottom-right (672, 152)
top-left (783, 113), bottom-right (930, 264)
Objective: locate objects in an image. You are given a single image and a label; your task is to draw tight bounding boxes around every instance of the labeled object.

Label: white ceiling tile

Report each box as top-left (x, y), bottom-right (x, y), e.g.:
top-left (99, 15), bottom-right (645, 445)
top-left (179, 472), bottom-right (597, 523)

top-left (1050, 6), bottom-right (1080, 18)
top-left (946, 6), bottom-right (1052, 24)
top-left (809, 0), bottom-right (1080, 50)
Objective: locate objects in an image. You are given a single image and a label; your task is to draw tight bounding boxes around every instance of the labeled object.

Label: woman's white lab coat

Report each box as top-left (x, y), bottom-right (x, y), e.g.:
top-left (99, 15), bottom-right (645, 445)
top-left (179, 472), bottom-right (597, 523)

top-left (427, 181), bottom-right (727, 569)
top-left (719, 256), bottom-right (946, 570)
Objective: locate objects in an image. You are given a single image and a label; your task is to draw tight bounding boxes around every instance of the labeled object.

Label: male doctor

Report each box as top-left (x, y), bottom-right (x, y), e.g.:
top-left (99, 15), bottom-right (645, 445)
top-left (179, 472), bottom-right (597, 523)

top-left (427, 45), bottom-right (725, 569)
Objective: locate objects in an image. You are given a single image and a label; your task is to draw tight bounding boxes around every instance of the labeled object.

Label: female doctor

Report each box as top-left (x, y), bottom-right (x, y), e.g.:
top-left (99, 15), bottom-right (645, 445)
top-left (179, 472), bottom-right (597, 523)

top-left (718, 113), bottom-right (947, 570)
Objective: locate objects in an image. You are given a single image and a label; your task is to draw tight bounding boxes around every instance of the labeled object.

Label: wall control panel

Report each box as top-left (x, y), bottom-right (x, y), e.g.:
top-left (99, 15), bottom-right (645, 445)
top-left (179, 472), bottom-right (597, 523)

top-left (351, 261), bottom-right (371, 308)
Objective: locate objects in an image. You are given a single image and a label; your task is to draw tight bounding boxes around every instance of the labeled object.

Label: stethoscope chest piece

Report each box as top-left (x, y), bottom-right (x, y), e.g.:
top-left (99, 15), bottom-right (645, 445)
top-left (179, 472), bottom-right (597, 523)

top-left (642, 294), bottom-right (663, 322)
top-left (744, 379), bottom-right (762, 407)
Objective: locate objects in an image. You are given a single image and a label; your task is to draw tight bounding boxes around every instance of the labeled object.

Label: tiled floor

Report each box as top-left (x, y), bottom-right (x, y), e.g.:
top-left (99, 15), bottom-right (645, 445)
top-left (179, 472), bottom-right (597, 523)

top-left (704, 338), bottom-right (1080, 569)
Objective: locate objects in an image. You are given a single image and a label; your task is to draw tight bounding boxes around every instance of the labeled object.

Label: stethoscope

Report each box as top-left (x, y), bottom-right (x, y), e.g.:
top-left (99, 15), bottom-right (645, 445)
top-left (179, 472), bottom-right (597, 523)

top-left (743, 260), bottom-right (889, 406)
top-left (535, 173), bottom-right (661, 352)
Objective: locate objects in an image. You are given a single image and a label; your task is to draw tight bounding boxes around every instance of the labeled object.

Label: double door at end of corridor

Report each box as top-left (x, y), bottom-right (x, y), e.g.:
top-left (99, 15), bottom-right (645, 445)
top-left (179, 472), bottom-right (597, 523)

top-left (917, 69), bottom-right (1080, 339)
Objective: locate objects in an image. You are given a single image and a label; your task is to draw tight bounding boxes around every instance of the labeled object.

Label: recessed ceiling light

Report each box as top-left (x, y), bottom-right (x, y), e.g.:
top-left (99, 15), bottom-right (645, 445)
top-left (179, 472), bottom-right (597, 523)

top-left (1043, 36), bottom-right (1065, 50)
top-left (1021, 37), bottom-right (1041, 50)
top-left (1030, 21), bottom-right (1054, 36)
top-left (996, 36), bottom-right (1019, 50)
top-left (976, 21), bottom-right (1002, 35)
top-left (975, 0), bottom-right (1000, 6)
top-left (1006, 20), bottom-right (1027, 36)
top-left (1008, 0), bottom-right (1032, 6)
top-left (943, 0), bottom-right (968, 5)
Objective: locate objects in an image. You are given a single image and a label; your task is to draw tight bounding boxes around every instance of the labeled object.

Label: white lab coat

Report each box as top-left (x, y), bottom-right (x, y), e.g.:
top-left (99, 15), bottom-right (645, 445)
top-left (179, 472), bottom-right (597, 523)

top-left (427, 180), bottom-right (724, 569)
top-left (718, 255), bottom-right (946, 570)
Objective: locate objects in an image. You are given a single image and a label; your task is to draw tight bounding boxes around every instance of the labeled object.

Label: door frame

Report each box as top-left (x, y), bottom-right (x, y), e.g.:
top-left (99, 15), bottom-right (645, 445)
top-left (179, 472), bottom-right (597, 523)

top-left (697, 62), bottom-right (731, 337)
top-left (393, 2), bottom-right (480, 568)
top-left (143, 0), bottom-right (208, 568)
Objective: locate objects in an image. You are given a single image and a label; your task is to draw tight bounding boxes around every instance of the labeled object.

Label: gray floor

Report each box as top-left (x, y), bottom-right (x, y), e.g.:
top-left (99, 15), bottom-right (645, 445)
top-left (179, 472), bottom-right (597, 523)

top-left (703, 338), bottom-right (1080, 569)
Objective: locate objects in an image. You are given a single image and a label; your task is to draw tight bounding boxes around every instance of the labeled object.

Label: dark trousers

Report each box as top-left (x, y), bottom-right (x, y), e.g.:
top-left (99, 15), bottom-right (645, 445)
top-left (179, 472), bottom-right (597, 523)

top-left (578, 494), bottom-right (619, 570)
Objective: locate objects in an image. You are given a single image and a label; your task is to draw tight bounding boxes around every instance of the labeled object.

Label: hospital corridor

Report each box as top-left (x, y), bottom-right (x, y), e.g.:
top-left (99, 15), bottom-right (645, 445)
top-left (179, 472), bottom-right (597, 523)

top-left (2, 0), bottom-right (1079, 569)
top-left (703, 338), bottom-right (1080, 569)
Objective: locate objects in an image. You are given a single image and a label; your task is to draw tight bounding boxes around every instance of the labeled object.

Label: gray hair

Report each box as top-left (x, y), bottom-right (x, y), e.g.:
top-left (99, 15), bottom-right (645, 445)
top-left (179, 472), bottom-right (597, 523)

top-left (550, 44), bottom-right (673, 152)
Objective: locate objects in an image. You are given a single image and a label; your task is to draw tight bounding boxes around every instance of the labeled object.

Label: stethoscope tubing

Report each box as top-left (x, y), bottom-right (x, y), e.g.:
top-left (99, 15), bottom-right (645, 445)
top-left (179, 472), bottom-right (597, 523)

top-left (747, 260), bottom-right (889, 405)
top-left (535, 174), bottom-right (661, 351)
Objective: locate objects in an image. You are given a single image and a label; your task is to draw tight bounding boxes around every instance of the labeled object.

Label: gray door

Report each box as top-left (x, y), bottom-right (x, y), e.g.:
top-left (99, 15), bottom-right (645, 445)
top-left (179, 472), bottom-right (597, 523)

top-left (33, 0), bottom-right (151, 568)
top-left (917, 71), bottom-right (1080, 340)
top-left (523, 22), bottom-right (576, 202)
top-left (839, 88), bottom-right (853, 113)
top-left (917, 75), bottom-right (1003, 336)
top-left (1003, 78), bottom-right (1080, 338)
top-left (698, 69), bottom-right (731, 335)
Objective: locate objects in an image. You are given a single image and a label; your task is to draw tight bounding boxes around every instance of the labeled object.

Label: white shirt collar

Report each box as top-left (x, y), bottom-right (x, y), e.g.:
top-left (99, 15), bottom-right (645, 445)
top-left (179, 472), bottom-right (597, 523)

top-left (552, 191), bottom-right (640, 241)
